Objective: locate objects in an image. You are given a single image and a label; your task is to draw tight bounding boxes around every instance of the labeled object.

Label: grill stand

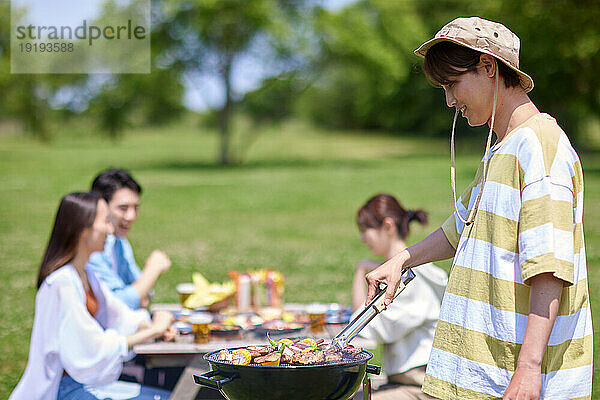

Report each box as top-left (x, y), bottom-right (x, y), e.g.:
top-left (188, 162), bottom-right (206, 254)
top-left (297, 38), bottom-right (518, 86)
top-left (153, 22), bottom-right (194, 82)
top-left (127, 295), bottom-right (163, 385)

top-left (363, 364), bottom-right (381, 400)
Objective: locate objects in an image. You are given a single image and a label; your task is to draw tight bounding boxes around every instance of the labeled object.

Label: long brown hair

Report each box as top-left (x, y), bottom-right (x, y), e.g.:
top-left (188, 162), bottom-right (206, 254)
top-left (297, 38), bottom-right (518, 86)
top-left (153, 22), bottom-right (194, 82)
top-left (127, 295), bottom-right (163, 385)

top-left (37, 192), bottom-right (100, 289)
top-left (357, 193), bottom-right (427, 239)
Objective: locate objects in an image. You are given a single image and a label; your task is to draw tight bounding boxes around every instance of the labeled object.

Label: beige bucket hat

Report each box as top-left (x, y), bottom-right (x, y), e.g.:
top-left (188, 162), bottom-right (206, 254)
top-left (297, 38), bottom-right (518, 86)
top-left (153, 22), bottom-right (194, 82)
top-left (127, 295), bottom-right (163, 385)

top-left (414, 16), bottom-right (534, 92)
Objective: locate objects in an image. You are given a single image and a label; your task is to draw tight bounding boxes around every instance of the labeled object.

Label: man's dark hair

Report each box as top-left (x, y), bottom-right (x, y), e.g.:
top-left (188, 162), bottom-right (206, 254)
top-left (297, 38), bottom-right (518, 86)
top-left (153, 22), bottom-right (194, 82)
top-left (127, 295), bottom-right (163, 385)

top-left (424, 41), bottom-right (521, 89)
top-left (91, 168), bottom-right (142, 203)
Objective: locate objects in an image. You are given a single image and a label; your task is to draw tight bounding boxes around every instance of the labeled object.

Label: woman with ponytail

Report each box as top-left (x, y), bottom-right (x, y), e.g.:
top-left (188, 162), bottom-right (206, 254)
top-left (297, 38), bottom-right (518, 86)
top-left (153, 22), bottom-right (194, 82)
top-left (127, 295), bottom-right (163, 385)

top-left (352, 194), bottom-right (447, 400)
top-left (11, 193), bottom-right (175, 400)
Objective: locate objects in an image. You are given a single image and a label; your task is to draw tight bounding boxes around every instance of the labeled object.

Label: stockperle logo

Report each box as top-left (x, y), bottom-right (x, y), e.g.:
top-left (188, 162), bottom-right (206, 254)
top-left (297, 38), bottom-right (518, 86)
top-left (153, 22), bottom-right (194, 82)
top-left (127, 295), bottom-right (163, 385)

top-left (11, 0), bottom-right (150, 74)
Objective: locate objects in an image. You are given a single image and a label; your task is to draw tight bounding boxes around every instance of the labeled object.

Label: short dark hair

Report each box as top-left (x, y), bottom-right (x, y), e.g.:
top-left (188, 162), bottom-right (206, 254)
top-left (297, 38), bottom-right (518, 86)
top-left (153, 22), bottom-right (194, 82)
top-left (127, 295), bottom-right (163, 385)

top-left (423, 41), bottom-right (521, 89)
top-left (91, 169), bottom-right (142, 203)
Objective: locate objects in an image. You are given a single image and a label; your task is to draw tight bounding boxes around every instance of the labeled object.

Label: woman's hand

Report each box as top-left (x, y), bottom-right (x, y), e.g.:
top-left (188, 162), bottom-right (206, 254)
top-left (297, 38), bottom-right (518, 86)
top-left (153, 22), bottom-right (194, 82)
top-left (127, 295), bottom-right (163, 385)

top-left (162, 325), bottom-right (178, 342)
top-left (151, 310), bottom-right (175, 334)
top-left (127, 310), bottom-right (175, 349)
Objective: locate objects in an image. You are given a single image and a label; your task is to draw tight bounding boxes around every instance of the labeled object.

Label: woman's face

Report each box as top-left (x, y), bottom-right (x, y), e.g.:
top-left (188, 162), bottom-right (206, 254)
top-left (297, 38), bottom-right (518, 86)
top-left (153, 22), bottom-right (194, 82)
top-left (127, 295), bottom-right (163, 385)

top-left (85, 199), bottom-right (114, 253)
top-left (360, 226), bottom-right (391, 258)
top-left (441, 63), bottom-right (495, 127)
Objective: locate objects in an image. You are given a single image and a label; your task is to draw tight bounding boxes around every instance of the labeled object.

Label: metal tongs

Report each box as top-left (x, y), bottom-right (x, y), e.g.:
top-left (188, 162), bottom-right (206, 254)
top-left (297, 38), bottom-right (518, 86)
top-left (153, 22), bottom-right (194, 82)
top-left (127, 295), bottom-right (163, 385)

top-left (328, 268), bottom-right (416, 350)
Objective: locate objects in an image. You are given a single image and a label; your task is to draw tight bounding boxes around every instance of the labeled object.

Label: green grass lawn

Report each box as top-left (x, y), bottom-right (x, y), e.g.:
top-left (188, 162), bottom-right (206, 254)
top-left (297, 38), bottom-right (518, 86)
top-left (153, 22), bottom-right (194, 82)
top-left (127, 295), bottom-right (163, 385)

top-left (1, 118), bottom-right (598, 398)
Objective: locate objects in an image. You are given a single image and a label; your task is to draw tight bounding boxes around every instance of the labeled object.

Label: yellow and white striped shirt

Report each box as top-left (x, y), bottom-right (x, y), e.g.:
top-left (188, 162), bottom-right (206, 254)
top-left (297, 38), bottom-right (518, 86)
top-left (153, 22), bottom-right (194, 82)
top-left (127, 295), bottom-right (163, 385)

top-left (423, 113), bottom-right (593, 400)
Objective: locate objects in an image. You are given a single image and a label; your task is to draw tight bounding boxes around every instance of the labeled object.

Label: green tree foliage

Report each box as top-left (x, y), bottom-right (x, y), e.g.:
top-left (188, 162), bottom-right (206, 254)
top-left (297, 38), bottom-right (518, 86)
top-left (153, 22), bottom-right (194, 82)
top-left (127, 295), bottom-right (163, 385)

top-left (242, 73), bottom-right (309, 124)
top-left (80, 0), bottom-right (186, 140)
top-left (247, 0), bottom-right (600, 144)
top-left (86, 68), bottom-right (185, 140)
top-left (163, 0), bottom-right (310, 164)
top-left (493, 0), bottom-right (600, 141)
top-left (0, 0), bottom-right (184, 141)
top-left (0, 3), bottom-right (50, 139)
top-left (3, 0), bottom-right (598, 147)
top-left (249, 0), bottom-right (458, 136)
top-left (410, 0), bottom-right (600, 141)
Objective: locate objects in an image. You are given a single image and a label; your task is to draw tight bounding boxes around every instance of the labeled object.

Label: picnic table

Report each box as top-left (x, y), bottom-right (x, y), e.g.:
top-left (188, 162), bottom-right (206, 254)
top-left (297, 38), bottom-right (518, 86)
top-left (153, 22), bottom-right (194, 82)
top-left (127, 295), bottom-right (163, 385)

top-left (134, 304), bottom-right (377, 400)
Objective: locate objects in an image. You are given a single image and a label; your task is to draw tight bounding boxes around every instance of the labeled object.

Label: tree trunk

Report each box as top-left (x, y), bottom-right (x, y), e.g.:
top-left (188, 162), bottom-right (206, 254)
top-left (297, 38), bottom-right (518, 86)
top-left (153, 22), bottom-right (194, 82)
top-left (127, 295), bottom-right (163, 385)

top-left (218, 56), bottom-right (233, 165)
top-left (23, 81), bottom-right (48, 141)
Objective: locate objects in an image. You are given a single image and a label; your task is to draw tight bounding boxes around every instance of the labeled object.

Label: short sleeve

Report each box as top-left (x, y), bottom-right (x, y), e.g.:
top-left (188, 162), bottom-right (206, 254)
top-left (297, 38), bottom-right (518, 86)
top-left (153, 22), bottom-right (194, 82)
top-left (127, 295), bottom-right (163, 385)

top-left (517, 122), bottom-right (576, 286)
top-left (441, 214), bottom-right (459, 249)
top-left (519, 181), bottom-right (574, 285)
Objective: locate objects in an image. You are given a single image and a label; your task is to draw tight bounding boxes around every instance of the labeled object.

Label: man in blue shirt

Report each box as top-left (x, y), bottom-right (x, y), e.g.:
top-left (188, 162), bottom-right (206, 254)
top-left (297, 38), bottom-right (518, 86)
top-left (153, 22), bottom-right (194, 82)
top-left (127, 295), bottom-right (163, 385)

top-left (88, 169), bottom-right (171, 309)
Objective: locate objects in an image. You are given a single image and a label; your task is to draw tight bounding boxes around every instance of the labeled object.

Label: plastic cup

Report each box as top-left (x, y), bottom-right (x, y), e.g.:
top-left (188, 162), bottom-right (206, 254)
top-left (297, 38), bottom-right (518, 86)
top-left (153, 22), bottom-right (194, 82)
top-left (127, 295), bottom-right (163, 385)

top-left (189, 313), bottom-right (213, 344)
top-left (307, 303), bottom-right (328, 333)
top-left (176, 283), bottom-right (196, 306)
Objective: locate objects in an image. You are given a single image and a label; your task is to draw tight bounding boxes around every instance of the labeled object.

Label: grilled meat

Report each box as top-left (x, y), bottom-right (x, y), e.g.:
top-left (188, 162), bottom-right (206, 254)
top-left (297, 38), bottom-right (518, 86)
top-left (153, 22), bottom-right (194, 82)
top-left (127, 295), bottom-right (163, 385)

top-left (341, 346), bottom-right (362, 357)
top-left (291, 350), bottom-right (325, 365)
top-left (246, 345), bottom-right (275, 355)
top-left (215, 340), bottom-right (364, 366)
top-left (324, 352), bottom-right (343, 362)
top-left (280, 353), bottom-right (293, 364)
top-left (254, 352), bottom-right (281, 365)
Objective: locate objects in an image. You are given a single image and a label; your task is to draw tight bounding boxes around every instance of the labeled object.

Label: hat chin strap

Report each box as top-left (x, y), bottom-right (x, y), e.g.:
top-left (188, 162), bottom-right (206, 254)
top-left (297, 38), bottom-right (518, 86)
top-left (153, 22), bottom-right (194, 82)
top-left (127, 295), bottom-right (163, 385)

top-left (450, 63), bottom-right (499, 226)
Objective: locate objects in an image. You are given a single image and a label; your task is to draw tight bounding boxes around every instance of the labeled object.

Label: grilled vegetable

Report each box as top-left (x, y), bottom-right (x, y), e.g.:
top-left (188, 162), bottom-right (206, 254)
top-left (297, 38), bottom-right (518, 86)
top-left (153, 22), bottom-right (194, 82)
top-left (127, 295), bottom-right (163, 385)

top-left (217, 349), bottom-right (232, 362)
top-left (232, 349), bottom-right (252, 365)
top-left (255, 352), bottom-right (281, 366)
top-left (267, 332), bottom-right (277, 346)
top-left (277, 338), bottom-right (293, 347)
top-left (278, 342), bottom-right (287, 354)
top-left (216, 337), bottom-right (364, 367)
top-left (299, 338), bottom-right (317, 347)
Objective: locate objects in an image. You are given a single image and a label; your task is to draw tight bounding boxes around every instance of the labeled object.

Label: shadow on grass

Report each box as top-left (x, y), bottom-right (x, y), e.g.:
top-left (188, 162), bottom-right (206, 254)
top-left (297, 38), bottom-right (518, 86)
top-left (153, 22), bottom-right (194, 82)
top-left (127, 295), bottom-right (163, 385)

top-left (136, 153), bottom-right (447, 172)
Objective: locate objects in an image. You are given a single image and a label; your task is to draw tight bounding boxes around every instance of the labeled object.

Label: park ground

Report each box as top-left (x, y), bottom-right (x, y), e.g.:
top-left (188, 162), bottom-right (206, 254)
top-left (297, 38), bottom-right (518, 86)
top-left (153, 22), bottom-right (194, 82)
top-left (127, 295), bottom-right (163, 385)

top-left (1, 118), bottom-right (598, 398)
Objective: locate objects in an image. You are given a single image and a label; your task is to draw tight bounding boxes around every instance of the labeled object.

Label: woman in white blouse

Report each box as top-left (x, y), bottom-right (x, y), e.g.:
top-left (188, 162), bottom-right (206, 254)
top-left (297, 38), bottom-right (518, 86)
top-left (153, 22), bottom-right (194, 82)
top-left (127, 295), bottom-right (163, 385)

top-left (352, 194), bottom-right (447, 400)
top-left (10, 192), bottom-right (176, 400)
